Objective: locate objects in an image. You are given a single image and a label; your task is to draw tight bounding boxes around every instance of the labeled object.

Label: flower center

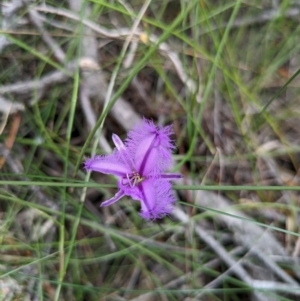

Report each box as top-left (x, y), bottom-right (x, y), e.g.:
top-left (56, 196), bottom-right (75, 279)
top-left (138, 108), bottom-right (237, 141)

top-left (122, 171), bottom-right (144, 188)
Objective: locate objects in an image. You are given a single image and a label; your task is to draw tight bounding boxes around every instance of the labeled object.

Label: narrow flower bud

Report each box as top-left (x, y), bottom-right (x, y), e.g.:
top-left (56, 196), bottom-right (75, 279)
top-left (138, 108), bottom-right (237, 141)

top-left (112, 134), bottom-right (125, 150)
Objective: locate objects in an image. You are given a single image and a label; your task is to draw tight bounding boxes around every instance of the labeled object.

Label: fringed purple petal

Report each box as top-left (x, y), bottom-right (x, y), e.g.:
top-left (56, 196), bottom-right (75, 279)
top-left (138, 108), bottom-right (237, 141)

top-left (100, 190), bottom-right (125, 207)
top-left (84, 118), bottom-right (181, 221)
top-left (125, 118), bottom-right (175, 173)
top-left (135, 133), bottom-right (159, 175)
top-left (85, 154), bottom-right (130, 177)
top-left (138, 179), bottom-right (175, 220)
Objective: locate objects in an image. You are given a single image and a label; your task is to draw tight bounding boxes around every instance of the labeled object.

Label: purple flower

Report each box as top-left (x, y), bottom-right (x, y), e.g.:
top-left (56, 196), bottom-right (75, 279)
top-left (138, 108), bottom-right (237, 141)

top-left (84, 118), bottom-right (182, 220)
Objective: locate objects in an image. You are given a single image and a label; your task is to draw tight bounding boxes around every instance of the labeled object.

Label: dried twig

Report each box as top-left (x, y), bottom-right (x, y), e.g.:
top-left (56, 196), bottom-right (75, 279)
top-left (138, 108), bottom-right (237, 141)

top-left (199, 7), bottom-right (300, 36)
top-left (0, 62), bottom-right (76, 96)
top-left (27, 9), bottom-right (66, 63)
top-left (175, 177), bottom-right (300, 299)
top-left (172, 207), bottom-right (281, 301)
top-left (183, 178), bottom-right (287, 256)
top-left (0, 0), bottom-right (23, 52)
top-left (0, 96), bottom-right (24, 115)
top-left (247, 236), bottom-right (299, 286)
top-left (35, 4), bottom-right (201, 102)
top-left (173, 207), bottom-right (253, 281)
top-left (129, 246), bottom-right (244, 301)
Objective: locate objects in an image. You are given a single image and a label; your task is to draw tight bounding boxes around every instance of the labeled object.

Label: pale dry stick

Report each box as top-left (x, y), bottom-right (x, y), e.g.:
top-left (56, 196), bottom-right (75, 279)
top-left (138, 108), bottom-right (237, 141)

top-left (182, 177), bottom-right (287, 256)
top-left (0, 96), bottom-right (24, 114)
top-left (129, 246), bottom-right (244, 301)
top-left (35, 4), bottom-right (135, 38)
top-left (33, 11), bottom-right (74, 32)
top-left (0, 97), bottom-right (24, 135)
top-left (178, 178), bottom-right (300, 295)
top-left (35, 4), bottom-right (201, 102)
top-left (270, 254), bottom-right (300, 280)
top-left (103, 0), bottom-right (152, 112)
top-left (34, 4), bottom-right (300, 45)
top-left (80, 84), bottom-right (112, 153)
top-left (0, 0), bottom-right (23, 52)
top-left (173, 208), bottom-right (252, 282)
top-left (201, 172), bottom-right (300, 286)
top-left (250, 280), bottom-right (300, 297)
top-left (123, 40), bottom-right (139, 68)
top-left (198, 7), bottom-right (300, 36)
top-left (172, 207), bottom-right (272, 301)
top-left (236, 226), bottom-right (296, 288)
top-left (199, 262), bottom-right (284, 301)
top-left (1, 24), bottom-right (110, 153)
top-left (109, 98), bottom-right (142, 131)
top-left (66, 3), bottom-right (111, 168)
top-left (0, 34), bottom-right (11, 52)
top-left (58, 1), bottom-right (141, 131)
top-left (0, 61), bottom-right (76, 95)
top-left (66, 1), bottom-right (118, 165)
top-left (27, 9), bottom-right (66, 63)
top-left (247, 239), bottom-right (299, 286)
top-left (147, 34), bottom-right (202, 103)
top-left (195, 258), bottom-right (246, 299)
